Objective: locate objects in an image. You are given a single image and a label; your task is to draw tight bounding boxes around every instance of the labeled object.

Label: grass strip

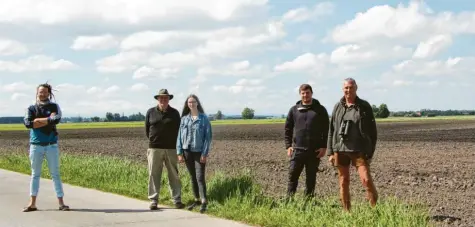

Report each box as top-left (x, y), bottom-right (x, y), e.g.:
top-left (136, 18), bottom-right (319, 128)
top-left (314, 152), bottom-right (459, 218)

top-left (0, 153), bottom-right (431, 227)
top-left (1, 115), bottom-right (474, 131)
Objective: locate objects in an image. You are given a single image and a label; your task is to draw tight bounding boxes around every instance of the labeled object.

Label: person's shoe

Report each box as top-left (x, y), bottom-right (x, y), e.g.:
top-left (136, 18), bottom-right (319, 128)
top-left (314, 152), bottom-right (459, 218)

top-left (149, 200), bottom-right (158, 210)
top-left (200, 202), bottom-right (208, 213)
top-left (175, 202), bottom-right (185, 209)
top-left (187, 201), bottom-right (201, 211)
top-left (58, 205), bottom-right (70, 211)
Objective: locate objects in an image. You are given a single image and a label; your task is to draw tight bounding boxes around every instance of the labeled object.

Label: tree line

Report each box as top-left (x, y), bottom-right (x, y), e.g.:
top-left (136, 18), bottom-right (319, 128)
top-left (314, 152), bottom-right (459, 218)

top-left (1, 105), bottom-right (475, 124)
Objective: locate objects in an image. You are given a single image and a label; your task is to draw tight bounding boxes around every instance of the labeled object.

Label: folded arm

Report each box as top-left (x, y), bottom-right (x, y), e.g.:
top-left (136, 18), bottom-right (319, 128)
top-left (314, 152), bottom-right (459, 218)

top-left (24, 106), bottom-right (45, 129)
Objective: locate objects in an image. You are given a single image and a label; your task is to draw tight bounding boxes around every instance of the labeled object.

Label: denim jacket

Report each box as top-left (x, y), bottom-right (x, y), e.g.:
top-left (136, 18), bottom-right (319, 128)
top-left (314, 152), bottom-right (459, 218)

top-left (176, 113), bottom-right (212, 157)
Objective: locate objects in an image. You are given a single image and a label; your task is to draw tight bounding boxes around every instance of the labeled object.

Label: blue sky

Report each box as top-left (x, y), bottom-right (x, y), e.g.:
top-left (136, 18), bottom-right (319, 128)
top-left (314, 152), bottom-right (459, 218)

top-left (0, 0), bottom-right (474, 117)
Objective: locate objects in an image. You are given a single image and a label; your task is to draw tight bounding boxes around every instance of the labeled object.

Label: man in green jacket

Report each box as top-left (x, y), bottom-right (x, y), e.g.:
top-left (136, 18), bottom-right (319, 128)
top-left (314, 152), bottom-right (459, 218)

top-left (327, 78), bottom-right (378, 211)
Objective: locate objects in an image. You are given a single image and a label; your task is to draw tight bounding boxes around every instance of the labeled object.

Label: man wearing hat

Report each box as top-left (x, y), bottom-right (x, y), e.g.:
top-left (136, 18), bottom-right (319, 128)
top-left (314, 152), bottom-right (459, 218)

top-left (145, 89), bottom-right (185, 210)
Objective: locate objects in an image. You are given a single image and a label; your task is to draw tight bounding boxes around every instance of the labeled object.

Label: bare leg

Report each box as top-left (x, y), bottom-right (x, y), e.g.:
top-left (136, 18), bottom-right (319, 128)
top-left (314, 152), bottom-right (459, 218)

top-left (357, 165), bottom-right (378, 207)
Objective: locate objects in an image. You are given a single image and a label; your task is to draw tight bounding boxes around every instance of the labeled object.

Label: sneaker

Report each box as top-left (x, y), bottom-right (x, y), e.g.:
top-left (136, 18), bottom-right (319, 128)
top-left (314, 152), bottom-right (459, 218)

top-left (187, 201), bottom-right (201, 211)
top-left (200, 202), bottom-right (208, 213)
top-left (175, 202), bottom-right (185, 209)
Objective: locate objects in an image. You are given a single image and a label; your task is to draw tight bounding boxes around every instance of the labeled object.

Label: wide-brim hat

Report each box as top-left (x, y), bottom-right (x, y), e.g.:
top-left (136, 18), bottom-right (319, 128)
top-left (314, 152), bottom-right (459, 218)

top-left (154, 89), bottom-right (174, 100)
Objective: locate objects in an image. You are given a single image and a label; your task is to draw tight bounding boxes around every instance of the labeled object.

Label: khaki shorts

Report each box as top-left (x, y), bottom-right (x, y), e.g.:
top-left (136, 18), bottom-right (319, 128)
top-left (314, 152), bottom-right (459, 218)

top-left (333, 152), bottom-right (368, 167)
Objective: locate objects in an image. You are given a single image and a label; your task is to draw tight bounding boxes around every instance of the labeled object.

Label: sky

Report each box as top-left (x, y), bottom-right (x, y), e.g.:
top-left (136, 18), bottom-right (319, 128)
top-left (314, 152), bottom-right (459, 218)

top-left (0, 0), bottom-right (474, 117)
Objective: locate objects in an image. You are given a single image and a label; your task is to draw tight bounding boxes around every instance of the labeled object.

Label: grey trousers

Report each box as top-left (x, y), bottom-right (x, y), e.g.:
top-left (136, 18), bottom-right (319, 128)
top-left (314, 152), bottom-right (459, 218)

top-left (147, 148), bottom-right (182, 204)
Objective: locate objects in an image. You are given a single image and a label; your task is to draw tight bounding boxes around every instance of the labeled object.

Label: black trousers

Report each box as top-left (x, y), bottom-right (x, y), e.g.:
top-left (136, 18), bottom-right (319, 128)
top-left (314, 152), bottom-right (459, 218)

top-left (184, 151), bottom-right (207, 201)
top-left (287, 149), bottom-right (320, 197)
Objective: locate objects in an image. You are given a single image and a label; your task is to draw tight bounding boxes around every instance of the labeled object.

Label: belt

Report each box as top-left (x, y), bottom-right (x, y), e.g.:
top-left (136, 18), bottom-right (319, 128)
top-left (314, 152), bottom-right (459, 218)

top-left (31, 142), bottom-right (57, 146)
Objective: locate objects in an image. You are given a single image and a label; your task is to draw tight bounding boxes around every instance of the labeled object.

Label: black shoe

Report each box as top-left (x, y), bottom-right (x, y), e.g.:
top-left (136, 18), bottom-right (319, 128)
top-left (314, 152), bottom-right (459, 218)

top-left (187, 201), bottom-right (201, 211)
top-left (175, 202), bottom-right (185, 209)
top-left (149, 201), bottom-right (158, 210)
top-left (200, 203), bottom-right (208, 213)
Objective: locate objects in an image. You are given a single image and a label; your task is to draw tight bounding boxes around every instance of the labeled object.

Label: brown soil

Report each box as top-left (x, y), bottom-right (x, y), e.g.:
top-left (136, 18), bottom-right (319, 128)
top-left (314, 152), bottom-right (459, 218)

top-left (1, 119), bottom-right (474, 226)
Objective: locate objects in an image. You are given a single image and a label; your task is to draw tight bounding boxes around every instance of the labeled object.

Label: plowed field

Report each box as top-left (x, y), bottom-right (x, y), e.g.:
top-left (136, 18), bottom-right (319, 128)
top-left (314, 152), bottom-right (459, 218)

top-left (1, 119), bottom-right (474, 226)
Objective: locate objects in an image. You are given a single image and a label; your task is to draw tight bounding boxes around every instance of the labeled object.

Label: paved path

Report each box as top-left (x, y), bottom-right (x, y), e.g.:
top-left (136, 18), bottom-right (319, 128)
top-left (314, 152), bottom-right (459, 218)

top-left (0, 169), bottom-right (252, 227)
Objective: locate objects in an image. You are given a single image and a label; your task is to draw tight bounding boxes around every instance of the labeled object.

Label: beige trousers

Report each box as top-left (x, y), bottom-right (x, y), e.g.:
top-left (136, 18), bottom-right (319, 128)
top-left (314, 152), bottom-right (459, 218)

top-left (147, 148), bottom-right (182, 204)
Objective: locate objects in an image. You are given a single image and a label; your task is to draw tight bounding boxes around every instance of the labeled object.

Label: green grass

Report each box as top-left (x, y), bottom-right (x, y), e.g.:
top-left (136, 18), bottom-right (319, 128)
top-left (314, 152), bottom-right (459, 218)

top-left (0, 153), bottom-right (431, 227)
top-left (1, 115), bottom-right (474, 131)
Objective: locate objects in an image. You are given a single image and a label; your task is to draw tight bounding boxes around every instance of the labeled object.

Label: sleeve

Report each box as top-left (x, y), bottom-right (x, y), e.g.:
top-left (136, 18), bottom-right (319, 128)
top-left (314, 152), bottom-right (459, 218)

top-left (145, 109), bottom-right (150, 138)
top-left (326, 103), bottom-right (338, 156)
top-left (201, 115), bottom-right (213, 157)
top-left (284, 107), bottom-right (294, 149)
top-left (24, 106), bottom-right (34, 129)
top-left (176, 117), bottom-right (185, 155)
top-left (47, 103), bottom-right (62, 124)
top-left (319, 105), bottom-right (330, 148)
top-left (366, 104), bottom-right (378, 159)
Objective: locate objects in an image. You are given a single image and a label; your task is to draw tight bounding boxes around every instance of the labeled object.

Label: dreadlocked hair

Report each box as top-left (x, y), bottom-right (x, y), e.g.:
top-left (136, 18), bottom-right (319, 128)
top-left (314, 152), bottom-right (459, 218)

top-left (36, 82), bottom-right (56, 101)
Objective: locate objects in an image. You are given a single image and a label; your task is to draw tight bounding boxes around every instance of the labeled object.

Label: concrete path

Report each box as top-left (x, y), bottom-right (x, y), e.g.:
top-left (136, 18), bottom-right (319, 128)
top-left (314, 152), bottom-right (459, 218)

top-left (0, 169), bottom-right (252, 227)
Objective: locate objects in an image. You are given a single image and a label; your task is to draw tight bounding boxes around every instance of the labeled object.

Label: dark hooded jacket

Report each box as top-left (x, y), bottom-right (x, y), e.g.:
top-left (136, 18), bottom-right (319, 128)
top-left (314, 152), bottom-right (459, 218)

top-left (285, 98), bottom-right (329, 151)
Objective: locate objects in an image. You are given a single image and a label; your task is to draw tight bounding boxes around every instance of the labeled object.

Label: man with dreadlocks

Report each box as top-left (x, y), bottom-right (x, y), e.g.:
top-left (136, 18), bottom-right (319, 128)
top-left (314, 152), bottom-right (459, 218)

top-left (22, 83), bottom-right (69, 212)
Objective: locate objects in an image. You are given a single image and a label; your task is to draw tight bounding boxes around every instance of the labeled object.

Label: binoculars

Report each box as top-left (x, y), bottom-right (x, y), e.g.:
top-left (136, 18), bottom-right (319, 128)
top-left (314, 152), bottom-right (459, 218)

top-left (338, 120), bottom-right (350, 137)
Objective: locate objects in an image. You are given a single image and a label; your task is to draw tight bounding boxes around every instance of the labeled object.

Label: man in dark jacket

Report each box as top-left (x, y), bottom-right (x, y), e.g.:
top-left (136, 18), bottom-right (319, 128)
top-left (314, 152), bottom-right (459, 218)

top-left (285, 84), bottom-right (329, 197)
top-left (326, 78), bottom-right (378, 211)
top-left (145, 89), bottom-right (185, 210)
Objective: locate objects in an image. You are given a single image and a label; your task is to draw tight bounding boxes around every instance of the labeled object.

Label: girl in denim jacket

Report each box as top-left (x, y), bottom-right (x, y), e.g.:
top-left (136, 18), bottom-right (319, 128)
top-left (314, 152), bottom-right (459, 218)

top-left (176, 94), bottom-right (212, 213)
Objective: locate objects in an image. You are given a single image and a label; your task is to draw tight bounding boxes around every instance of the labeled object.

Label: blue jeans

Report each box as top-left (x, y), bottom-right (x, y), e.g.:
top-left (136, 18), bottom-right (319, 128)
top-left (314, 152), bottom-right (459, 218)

top-left (29, 144), bottom-right (64, 198)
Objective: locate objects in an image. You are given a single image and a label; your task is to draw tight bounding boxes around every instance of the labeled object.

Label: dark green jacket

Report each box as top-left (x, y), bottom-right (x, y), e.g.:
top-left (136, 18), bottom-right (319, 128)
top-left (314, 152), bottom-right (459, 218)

top-left (326, 96), bottom-right (377, 159)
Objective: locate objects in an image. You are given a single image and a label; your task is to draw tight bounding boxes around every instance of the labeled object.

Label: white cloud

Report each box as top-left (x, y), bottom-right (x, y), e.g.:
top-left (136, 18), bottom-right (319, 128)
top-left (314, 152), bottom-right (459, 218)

top-left (296, 34), bottom-right (315, 43)
top-left (195, 22), bottom-right (286, 57)
top-left (86, 87), bottom-right (101, 94)
top-left (96, 51), bottom-right (151, 73)
top-left (282, 2), bottom-right (334, 23)
top-left (389, 57), bottom-right (475, 77)
top-left (0, 0), bottom-right (267, 24)
top-left (213, 84), bottom-right (266, 94)
top-left (212, 77), bottom-right (266, 94)
top-left (104, 85), bottom-right (120, 93)
top-left (130, 83), bottom-right (149, 91)
top-left (0, 39), bottom-right (28, 55)
top-left (412, 34), bottom-right (452, 59)
top-left (120, 31), bottom-right (207, 51)
top-left (195, 60), bottom-right (271, 85)
top-left (96, 50), bottom-right (200, 73)
top-left (2, 81), bottom-right (33, 93)
top-left (236, 78), bottom-right (262, 86)
top-left (393, 80), bottom-right (414, 86)
top-left (0, 55), bottom-right (77, 72)
top-left (274, 53), bottom-right (328, 72)
top-left (329, 1), bottom-right (475, 44)
top-left (133, 66), bottom-right (179, 80)
top-left (330, 44), bottom-right (412, 65)
top-left (11, 93), bottom-right (28, 101)
top-left (71, 34), bottom-right (119, 50)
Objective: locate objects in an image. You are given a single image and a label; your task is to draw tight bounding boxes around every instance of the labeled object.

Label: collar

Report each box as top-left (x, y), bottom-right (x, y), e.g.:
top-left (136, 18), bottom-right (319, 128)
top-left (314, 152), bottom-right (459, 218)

top-left (340, 96), bottom-right (361, 109)
top-left (187, 113), bottom-right (202, 120)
